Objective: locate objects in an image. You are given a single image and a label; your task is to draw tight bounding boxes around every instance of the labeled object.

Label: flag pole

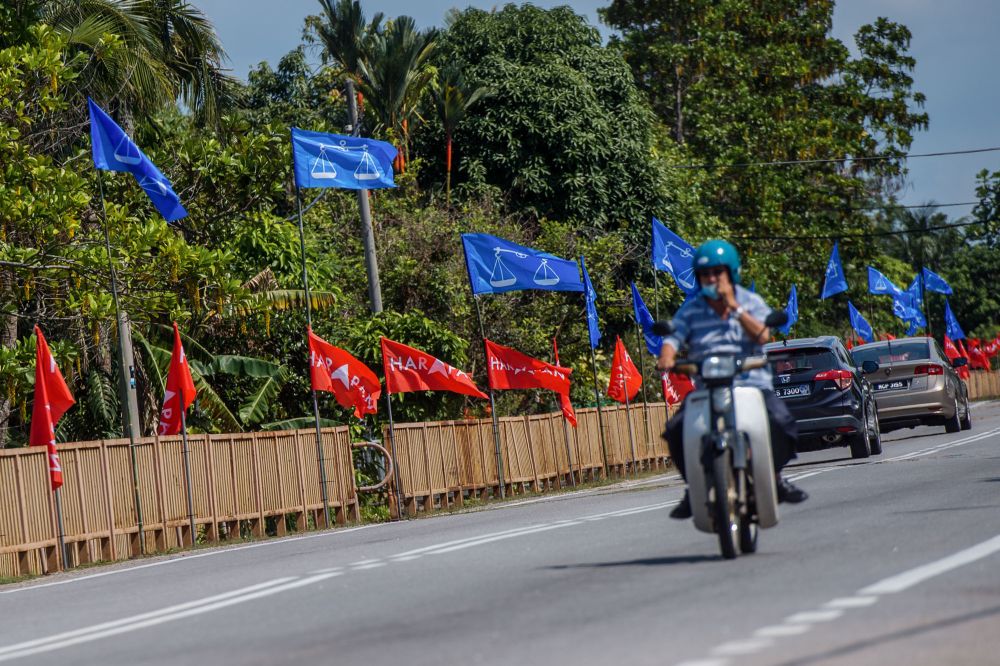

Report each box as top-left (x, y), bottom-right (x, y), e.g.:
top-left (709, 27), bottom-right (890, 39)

top-left (178, 383), bottom-right (197, 546)
top-left (652, 270), bottom-right (660, 320)
top-left (581, 294), bottom-right (609, 478)
top-left (296, 189), bottom-right (332, 526)
top-left (474, 295), bottom-right (505, 498)
top-left (632, 322), bottom-right (652, 471)
top-left (551, 339), bottom-right (577, 488)
top-left (383, 391), bottom-right (404, 519)
top-left (53, 487), bottom-right (69, 570)
top-left (621, 374), bottom-right (638, 480)
top-left (96, 172), bottom-right (145, 555)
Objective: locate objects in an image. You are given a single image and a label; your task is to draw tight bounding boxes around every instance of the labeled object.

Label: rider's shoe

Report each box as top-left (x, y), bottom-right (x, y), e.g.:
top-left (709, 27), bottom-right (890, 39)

top-left (776, 476), bottom-right (808, 504)
top-left (670, 490), bottom-right (693, 519)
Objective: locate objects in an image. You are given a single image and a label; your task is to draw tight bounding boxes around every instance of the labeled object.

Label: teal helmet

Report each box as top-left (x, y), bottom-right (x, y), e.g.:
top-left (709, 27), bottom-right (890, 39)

top-left (693, 239), bottom-right (742, 284)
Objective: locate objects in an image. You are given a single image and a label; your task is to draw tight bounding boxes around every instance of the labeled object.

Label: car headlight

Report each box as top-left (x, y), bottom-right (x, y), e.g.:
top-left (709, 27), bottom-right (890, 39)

top-left (702, 355), bottom-right (737, 380)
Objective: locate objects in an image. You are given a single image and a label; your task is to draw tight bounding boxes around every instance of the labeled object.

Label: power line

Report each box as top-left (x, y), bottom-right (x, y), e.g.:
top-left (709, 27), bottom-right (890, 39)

top-left (735, 218), bottom-right (986, 241)
top-left (671, 146), bottom-right (1000, 170)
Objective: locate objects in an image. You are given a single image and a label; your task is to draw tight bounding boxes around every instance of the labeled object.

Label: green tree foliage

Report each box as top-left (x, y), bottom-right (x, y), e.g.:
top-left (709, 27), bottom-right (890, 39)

top-left (430, 4), bottom-right (668, 230)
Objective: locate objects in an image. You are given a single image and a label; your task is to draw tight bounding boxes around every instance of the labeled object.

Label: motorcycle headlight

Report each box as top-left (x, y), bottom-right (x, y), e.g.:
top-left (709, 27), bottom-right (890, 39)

top-left (701, 355), bottom-right (736, 380)
top-left (711, 386), bottom-right (733, 414)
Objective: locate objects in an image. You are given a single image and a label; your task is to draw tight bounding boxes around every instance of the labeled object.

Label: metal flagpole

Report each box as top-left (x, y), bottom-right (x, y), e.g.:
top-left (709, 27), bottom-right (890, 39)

top-left (588, 344), bottom-right (609, 478)
top-left (653, 270), bottom-right (660, 320)
top-left (383, 391), bottom-right (405, 519)
top-left (474, 295), bottom-right (505, 498)
top-left (622, 375), bottom-right (638, 479)
top-left (97, 172), bottom-right (145, 554)
top-left (632, 323), bottom-right (652, 471)
top-left (178, 383), bottom-right (197, 546)
top-left (296, 189), bottom-right (332, 526)
top-left (53, 487), bottom-right (69, 569)
top-left (552, 340), bottom-right (576, 487)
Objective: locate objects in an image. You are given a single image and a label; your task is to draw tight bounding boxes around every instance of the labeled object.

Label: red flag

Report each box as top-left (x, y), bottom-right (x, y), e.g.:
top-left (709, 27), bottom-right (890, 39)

top-left (549, 337), bottom-right (577, 425)
top-left (380, 337), bottom-right (487, 399)
top-left (552, 337), bottom-right (560, 366)
top-left (485, 339), bottom-right (577, 426)
top-left (945, 336), bottom-right (970, 379)
top-left (158, 322), bottom-right (198, 436)
top-left (308, 328), bottom-right (380, 418)
top-left (607, 336), bottom-right (642, 404)
top-left (662, 371), bottom-right (694, 406)
top-left (30, 326), bottom-right (75, 491)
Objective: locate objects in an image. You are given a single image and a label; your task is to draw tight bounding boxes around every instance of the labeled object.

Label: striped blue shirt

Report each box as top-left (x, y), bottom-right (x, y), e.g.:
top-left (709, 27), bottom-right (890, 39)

top-left (662, 286), bottom-right (774, 390)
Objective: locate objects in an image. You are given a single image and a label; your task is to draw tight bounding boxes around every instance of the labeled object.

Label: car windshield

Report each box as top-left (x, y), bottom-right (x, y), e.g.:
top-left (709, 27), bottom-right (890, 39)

top-left (852, 341), bottom-right (930, 365)
top-left (767, 348), bottom-right (839, 375)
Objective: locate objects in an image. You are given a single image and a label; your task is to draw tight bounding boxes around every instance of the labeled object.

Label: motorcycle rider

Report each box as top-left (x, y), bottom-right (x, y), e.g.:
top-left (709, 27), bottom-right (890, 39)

top-left (656, 239), bottom-right (808, 519)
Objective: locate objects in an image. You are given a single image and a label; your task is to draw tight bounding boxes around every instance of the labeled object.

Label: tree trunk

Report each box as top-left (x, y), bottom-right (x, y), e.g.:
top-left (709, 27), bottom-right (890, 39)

top-left (674, 67), bottom-right (684, 144)
top-left (446, 134), bottom-right (453, 204)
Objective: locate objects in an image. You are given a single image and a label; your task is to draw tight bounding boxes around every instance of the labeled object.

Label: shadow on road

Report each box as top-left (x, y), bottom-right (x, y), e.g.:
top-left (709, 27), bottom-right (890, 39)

top-left (546, 555), bottom-right (720, 569)
top-left (770, 604), bottom-right (1000, 666)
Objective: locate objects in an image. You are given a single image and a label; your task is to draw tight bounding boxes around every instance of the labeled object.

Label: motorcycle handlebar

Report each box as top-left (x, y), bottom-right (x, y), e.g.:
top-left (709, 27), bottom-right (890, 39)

top-left (667, 355), bottom-right (768, 377)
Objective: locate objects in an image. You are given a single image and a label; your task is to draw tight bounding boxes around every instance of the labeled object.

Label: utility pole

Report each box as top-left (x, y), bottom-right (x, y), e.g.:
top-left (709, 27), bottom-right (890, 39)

top-left (345, 78), bottom-right (383, 313)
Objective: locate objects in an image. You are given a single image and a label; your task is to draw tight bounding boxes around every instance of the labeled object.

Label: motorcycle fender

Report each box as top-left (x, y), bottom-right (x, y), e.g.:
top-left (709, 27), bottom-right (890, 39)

top-left (734, 387), bottom-right (779, 528)
top-left (682, 390), bottom-right (714, 533)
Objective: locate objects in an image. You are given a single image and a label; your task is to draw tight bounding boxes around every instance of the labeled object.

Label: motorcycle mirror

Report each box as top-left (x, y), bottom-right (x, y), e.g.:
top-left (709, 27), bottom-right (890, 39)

top-left (861, 360), bottom-right (879, 374)
top-left (764, 310), bottom-right (789, 328)
top-left (651, 320), bottom-right (674, 336)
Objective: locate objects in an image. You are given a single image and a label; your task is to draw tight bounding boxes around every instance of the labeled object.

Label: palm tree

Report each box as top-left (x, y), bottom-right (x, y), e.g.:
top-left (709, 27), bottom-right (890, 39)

top-left (431, 65), bottom-right (492, 203)
top-left (305, 0), bottom-right (383, 78)
top-left (357, 16), bottom-right (437, 172)
top-left (36, 0), bottom-right (236, 124)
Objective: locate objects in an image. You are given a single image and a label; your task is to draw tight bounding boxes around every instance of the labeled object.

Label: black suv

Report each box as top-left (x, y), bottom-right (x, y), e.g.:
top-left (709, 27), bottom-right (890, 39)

top-left (763, 336), bottom-right (882, 459)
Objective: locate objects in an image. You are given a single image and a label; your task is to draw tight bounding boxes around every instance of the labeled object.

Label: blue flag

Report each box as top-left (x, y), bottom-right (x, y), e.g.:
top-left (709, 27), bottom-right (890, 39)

top-left (906, 274), bottom-right (924, 311)
top-left (848, 301), bottom-right (873, 344)
top-left (944, 299), bottom-right (965, 340)
top-left (88, 98), bottom-right (187, 222)
top-left (867, 267), bottom-right (903, 296)
top-left (462, 233), bottom-right (584, 295)
top-left (651, 218), bottom-right (697, 295)
top-left (291, 127), bottom-right (397, 190)
top-left (580, 256), bottom-right (602, 349)
top-left (630, 283), bottom-right (662, 356)
top-left (892, 292), bottom-right (925, 329)
top-left (922, 267), bottom-right (953, 295)
top-left (821, 241), bottom-right (848, 299)
top-left (778, 284), bottom-right (798, 336)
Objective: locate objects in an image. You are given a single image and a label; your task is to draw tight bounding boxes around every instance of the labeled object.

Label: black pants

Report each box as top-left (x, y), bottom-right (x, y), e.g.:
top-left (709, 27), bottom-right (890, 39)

top-left (664, 388), bottom-right (798, 481)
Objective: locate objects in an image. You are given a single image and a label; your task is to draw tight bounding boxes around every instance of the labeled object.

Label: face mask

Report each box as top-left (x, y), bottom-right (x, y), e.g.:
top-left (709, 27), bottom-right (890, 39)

top-left (700, 284), bottom-right (719, 300)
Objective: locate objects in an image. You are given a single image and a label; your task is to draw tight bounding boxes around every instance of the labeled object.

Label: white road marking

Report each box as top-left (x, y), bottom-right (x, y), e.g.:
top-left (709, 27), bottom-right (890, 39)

top-left (885, 427), bottom-right (1000, 462)
top-left (711, 638), bottom-right (773, 655)
top-left (824, 596), bottom-right (878, 609)
top-left (0, 524), bottom-right (377, 596)
top-left (307, 568), bottom-right (344, 575)
top-left (785, 610), bottom-right (844, 623)
top-left (860, 533), bottom-right (1000, 595)
top-left (754, 624), bottom-right (811, 637)
top-left (0, 575), bottom-right (337, 662)
top-left (347, 559), bottom-right (381, 567)
top-left (350, 562), bottom-right (386, 570)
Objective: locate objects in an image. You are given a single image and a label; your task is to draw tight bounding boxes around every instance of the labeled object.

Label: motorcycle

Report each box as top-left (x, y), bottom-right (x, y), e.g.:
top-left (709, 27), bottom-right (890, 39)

top-left (654, 310), bottom-right (788, 559)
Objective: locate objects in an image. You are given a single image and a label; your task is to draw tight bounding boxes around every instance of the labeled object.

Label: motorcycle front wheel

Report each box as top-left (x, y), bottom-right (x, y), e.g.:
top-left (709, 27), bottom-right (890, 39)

top-left (712, 451), bottom-right (739, 560)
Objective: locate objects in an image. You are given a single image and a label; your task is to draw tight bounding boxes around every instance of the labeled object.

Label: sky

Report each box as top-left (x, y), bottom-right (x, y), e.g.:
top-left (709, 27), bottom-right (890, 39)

top-left (196, 1), bottom-right (1000, 215)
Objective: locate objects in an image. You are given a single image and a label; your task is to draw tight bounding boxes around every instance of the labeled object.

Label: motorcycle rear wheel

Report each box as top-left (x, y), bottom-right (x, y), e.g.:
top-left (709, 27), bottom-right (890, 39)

top-left (712, 452), bottom-right (739, 560)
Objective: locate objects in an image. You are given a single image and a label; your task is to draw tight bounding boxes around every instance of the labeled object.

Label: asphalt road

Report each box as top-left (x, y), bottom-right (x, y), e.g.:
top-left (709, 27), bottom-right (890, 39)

top-left (3, 401), bottom-right (1000, 666)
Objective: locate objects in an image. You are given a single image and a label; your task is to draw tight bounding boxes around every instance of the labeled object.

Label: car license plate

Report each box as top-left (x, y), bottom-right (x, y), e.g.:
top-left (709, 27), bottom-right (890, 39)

top-left (775, 384), bottom-right (810, 399)
top-left (874, 379), bottom-right (910, 392)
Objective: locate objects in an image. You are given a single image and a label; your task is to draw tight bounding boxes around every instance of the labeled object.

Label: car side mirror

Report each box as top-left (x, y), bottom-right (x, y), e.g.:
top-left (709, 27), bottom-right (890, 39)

top-left (651, 320), bottom-right (674, 336)
top-left (764, 310), bottom-right (789, 328)
top-left (952, 357), bottom-right (968, 368)
top-left (861, 360), bottom-right (879, 374)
